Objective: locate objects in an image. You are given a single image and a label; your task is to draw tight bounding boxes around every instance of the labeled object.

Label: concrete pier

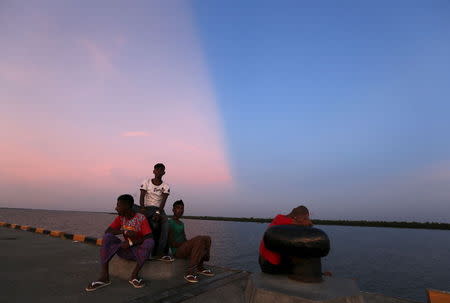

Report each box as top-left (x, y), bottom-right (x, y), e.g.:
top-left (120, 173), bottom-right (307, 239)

top-left (246, 273), bottom-right (364, 303)
top-left (0, 227), bottom-right (247, 303)
top-left (1, 225), bottom-right (421, 303)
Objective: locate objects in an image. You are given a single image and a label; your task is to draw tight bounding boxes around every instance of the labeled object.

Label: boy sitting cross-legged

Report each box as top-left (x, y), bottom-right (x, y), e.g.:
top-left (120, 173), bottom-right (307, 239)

top-left (168, 200), bottom-right (214, 283)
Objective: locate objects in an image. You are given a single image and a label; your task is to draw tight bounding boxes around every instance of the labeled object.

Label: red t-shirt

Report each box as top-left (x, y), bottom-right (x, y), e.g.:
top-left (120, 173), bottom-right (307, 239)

top-left (259, 214), bottom-right (294, 265)
top-left (109, 213), bottom-right (152, 238)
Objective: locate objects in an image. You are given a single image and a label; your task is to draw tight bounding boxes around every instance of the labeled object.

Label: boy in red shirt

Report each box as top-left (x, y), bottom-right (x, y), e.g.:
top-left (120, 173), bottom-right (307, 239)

top-left (86, 194), bottom-right (154, 291)
top-left (259, 205), bottom-right (313, 274)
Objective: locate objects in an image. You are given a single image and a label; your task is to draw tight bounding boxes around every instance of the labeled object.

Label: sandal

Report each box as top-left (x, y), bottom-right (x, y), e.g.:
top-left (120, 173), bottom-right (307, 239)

top-left (85, 280), bottom-right (111, 292)
top-left (184, 274), bottom-right (199, 283)
top-left (158, 255), bottom-right (174, 262)
top-left (197, 268), bottom-right (214, 277)
top-left (129, 278), bottom-right (145, 288)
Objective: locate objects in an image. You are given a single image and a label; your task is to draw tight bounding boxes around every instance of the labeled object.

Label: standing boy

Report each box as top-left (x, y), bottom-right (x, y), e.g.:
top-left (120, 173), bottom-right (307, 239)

top-left (139, 163), bottom-right (172, 261)
top-left (168, 200), bottom-right (214, 283)
top-left (86, 194), bottom-right (154, 291)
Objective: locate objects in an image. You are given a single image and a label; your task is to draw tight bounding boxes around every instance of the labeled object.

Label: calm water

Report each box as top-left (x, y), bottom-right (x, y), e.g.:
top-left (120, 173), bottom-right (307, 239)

top-left (1, 208), bottom-right (449, 302)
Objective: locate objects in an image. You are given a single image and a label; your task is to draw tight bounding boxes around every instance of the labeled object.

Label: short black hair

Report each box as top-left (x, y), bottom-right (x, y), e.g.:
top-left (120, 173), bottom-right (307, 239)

top-left (117, 194), bottom-right (134, 208)
top-left (154, 163), bottom-right (165, 170)
top-left (173, 200), bottom-right (184, 207)
top-left (292, 205), bottom-right (309, 216)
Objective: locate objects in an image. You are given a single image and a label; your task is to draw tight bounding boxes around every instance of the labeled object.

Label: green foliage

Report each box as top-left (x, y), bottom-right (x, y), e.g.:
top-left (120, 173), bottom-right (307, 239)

top-left (179, 216), bottom-right (450, 230)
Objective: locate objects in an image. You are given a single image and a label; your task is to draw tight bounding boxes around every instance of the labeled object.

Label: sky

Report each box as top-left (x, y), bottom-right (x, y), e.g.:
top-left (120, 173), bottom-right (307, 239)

top-left (1, 1), bottom-right (449, 222)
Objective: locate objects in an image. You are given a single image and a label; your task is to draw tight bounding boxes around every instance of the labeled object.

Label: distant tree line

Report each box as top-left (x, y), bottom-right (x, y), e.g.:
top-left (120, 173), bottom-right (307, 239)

top-left (180, 216), bottom-right (450, 230)
top-left (107, 212), bottom-right (450, 230)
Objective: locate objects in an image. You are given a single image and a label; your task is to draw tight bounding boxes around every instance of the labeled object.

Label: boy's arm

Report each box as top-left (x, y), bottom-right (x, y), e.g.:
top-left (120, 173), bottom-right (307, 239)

top-left (126, 232), bottom-right (153, 246)
top-left (159, 193), bottom-right (169, 212)
top-left (139, 189), bottom-right (146, 208)
top-left (128, 217), bottom-right (152, 246)
top-left (134, 233), bottom-right (153, 245)
top-left (105, 226), bottom-right (122, 235)
top-left (168, 226), bottom-right (185, 248)
top-left (106, 216), bottom-right (123, 235)
top-left (168, 228), bottom-right (175, 247)
top-left (182, 227), bottom-right (187, 242)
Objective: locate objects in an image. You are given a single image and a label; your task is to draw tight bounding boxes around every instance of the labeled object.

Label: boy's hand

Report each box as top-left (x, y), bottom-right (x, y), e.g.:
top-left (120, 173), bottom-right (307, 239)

top-left (152, 213), bottom-right (160, 222)
top-left (121, 240), bottom-right (130, 249)
top-left (124, 230), bottom-right (137, 238)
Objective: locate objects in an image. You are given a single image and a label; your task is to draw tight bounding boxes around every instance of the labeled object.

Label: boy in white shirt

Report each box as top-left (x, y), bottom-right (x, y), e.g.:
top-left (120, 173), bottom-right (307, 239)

top-left (139, 163), bottom-right (173, 261)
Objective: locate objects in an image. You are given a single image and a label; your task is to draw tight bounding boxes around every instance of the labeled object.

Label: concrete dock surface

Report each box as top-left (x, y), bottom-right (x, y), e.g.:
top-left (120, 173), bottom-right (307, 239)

top-left (1, 227), bottom-right (422, 303)
top-left (0, 228), bottom-right (248, 303)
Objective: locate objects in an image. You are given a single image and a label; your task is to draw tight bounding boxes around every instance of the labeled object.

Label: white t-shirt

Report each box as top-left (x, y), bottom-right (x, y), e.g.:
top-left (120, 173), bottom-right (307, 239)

top-left (140, 178), bottom-right (170, 207)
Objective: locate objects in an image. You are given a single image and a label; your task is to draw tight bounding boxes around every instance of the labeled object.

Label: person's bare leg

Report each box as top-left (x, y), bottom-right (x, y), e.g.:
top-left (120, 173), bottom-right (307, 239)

top-left (96, 233), bottom-right (122, 282)
top-left (98, 261), bottom-right (110, 282)
top-left (198, 236), bottom-right (211, 270)
top-left (86, 261), bottom-right (111, 290)
top-left (128, 262), bottom-right (147, 288)
top-left (130, 262), bottom-right (144, 281)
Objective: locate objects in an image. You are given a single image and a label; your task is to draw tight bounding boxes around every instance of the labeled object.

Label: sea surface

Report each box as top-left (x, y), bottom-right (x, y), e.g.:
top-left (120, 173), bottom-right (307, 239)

top-left (1, 208), bottom-right (449, 302)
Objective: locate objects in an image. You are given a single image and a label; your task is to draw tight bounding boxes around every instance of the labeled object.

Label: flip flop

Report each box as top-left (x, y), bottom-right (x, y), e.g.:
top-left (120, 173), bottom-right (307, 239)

top-left (197, 268), bottom-right (214, 277)
top-left (129, 278), bottom-right (145, 288)
top-left (85, 280), bottom-right (111, 292)
top-left (158, 255), bottom-right (174, 262)
top-left (184, 274), bottom-right (199, 283)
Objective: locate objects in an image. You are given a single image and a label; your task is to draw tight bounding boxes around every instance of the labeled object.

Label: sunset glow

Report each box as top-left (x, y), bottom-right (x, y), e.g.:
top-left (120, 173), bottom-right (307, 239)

top-left (0, 2), bottom-right (232, 211)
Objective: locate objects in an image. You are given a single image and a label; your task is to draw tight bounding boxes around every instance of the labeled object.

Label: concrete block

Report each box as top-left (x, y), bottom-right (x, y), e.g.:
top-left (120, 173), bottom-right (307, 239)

top-left (246, 273), bottom-right (365, 303)
top-left (109, 256), bottom-right (191, 281)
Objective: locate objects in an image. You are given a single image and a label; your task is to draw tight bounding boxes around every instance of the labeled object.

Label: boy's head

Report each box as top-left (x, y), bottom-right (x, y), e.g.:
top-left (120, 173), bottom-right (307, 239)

top-left (153, 163), bottom-right (166, 179)
top-left (172, 200), bottom-right (184, 219)
top-left (116, 194), bottom-right (134, 216)
top-left (290, 205), bottom-right (312, 225)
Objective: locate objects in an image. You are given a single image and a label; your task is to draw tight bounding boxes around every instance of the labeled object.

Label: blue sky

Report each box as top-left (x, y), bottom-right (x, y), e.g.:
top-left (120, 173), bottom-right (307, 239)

top-left (188, 1), bottom-right (450, 221)
top-left (1, 1), bottom-right (449, 222)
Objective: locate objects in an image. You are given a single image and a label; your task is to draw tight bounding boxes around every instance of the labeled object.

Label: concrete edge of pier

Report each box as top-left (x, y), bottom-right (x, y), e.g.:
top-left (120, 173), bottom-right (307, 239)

top-left (0, 221), bottom-right (428, 303)
top-left (0, 220), bottom-right (103, 245)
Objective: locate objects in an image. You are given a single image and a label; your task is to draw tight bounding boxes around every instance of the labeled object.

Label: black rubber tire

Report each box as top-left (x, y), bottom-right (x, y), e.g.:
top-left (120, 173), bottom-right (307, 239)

top-left (263, 225), bottom-right (330, 258)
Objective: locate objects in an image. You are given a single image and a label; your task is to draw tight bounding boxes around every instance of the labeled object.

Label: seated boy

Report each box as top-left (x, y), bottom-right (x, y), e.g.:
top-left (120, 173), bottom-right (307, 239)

top-left (86, 194), bottom-right (154, 291)
top-left (168, 200), bottom-right (214, 283)
top-left (259, 205), bottom-right (313, 274)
